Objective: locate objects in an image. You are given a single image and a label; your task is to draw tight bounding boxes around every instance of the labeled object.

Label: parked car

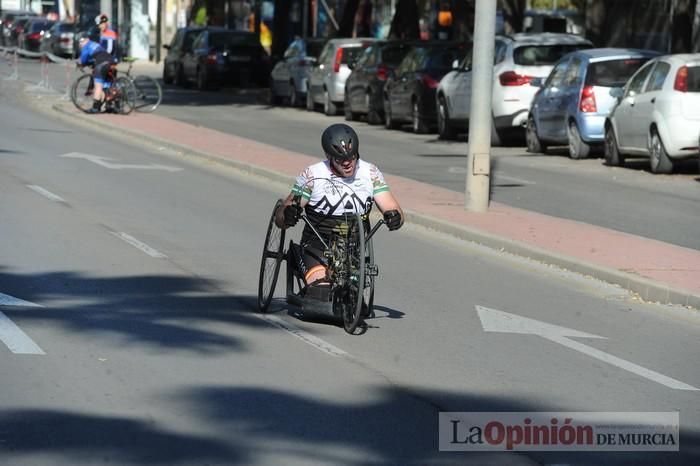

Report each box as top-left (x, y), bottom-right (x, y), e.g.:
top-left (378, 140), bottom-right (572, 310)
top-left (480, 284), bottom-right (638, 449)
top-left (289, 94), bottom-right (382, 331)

top-left (604, 53), bottom-right (700, 174)
top-left (384, 41), bottom-right (467, 133)
top-left (306, 37), bottom-right (376, 115)
top-left (40, 21), bottom-right (76, 57)
top-left (5, 15), bottom-right (33, 47)
top-left (18, 18), bottom-right (55, 52)
top-left (526, 48), bottom-right (659, 159)
top-left (1, 10), bottom-right (37, 46)
top-left (162, 26), bottom-right (206, 86)
top-left (180, 28), bottom-right (270, 90)
top-left (436, 33), bottom-right (593, 143)
top-left (269, 37), bottom-right (327, 107)
top-left (344, 40), bottom-right (413, 124)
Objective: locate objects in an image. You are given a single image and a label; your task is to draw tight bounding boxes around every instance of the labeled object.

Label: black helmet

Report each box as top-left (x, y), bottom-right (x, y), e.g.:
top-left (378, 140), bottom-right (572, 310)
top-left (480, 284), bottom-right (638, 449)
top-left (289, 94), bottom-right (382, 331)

top-left (321, 124), bottom-right (359, 161)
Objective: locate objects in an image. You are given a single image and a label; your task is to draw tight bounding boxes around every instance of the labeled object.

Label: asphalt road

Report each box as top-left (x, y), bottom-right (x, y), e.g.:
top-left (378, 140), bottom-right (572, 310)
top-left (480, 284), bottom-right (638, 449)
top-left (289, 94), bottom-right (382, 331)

top-left (1, 74), bottom-right (699, 465)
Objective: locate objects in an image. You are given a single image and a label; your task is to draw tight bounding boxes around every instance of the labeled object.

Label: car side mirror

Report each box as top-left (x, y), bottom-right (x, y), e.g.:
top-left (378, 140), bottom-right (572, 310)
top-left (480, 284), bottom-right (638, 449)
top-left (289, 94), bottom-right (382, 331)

top-left (530, 77), bottom-right (544, 88)
top-left (347, 61), bottom-right (355, 70)
top-left (609, 87), bottom-right (624, 100)
top-left (163, 44), bottom-right (170, 50)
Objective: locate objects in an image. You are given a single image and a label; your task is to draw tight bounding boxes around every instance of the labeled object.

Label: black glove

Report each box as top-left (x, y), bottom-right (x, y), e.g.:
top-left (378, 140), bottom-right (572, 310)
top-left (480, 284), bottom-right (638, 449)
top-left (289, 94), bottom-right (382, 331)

top-left (283, 204), bottom-right (302, 227)
top-left (383, 210), bottom-right (402, 231)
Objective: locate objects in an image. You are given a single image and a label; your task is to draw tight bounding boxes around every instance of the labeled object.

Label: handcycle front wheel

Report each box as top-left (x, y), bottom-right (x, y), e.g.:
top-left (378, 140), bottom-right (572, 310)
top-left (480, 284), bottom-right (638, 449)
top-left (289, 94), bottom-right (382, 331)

top-left (70, 74), bottom-right (95, 113)
top-left (334, 213), bottom-right (365, 334)
top-left (257, 200), bottom-right (286, 312)
top-left (130, 75), bottom-right (163, 113)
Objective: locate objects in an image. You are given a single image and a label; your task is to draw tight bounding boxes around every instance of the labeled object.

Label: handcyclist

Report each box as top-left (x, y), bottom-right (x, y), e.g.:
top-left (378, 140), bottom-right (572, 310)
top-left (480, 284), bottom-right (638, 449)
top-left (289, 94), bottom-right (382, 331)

top-left (77, 35), bottom-right (114, 114)
top-left (275, 123), bottom-right (403, 299)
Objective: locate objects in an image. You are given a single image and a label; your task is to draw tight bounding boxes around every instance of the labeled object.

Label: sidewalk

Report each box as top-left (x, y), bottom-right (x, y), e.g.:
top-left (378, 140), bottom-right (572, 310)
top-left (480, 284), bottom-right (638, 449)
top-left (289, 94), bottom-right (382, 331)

top-left (49, 100), bottom-right (700, 310)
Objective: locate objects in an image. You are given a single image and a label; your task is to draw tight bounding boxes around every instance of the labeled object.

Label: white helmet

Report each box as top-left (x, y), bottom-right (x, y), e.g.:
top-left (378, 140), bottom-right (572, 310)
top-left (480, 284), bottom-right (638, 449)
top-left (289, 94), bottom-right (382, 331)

top-left (95, 14), bottom-right (109, 25)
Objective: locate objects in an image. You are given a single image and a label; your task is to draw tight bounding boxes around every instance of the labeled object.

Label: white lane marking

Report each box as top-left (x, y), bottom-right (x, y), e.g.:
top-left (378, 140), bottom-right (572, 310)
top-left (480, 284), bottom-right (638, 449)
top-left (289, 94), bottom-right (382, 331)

top-left (256, 314), bottom-right (348, 357)
top-left (0, 293), bottom-right (43, 307)
top-left (61, 152), bottom-right (183, 172)
top-left (447, 167), bottom-right (535, 185)
top-left (0, 312), bottom-right (45, 354)
top-left (477, 305), bottom-right (699, 391)
top-left (111, 232), bottom-right (168, 258)
top-left (27, 185), bottom-right (66, 203)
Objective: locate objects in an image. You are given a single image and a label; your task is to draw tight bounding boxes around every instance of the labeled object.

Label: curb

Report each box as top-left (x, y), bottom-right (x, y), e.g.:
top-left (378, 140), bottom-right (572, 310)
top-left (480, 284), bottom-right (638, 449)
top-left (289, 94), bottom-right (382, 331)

top-left (37, 92), bottom-right (700, 312)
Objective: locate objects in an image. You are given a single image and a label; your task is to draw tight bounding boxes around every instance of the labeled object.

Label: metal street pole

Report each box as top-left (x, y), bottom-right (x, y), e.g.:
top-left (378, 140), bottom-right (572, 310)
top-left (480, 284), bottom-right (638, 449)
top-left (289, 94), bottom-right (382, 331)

top-left (465, 0), bottom-right (497, 212)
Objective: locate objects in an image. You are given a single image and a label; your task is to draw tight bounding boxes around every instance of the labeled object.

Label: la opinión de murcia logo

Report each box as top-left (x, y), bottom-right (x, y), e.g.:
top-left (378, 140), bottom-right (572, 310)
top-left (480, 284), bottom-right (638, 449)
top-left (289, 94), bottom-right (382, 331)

top-left (438, 412), bottom-right (679, 452)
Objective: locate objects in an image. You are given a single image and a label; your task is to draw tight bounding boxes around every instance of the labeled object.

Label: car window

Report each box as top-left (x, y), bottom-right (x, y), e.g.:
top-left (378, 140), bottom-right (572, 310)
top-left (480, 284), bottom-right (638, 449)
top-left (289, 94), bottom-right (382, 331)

top-left (426, 47), bottom-right (462, 70)
top-left (544, 59), bottom-right (569, 88)
top-left (381, 45), bottom-right (410, 67)
top-left (305, 40), bottom-right (325, 58)
top-left (514, 44), bottom-right (592, 66)
top-left (625, 61), bottom-right (654, 97)
top-left (30, 21), bottom-right (53, 32)
top-left (58, 23), bottom-right (74, 33)
top-left (494, 40), bottom-right (507, 64)
top-left (284, 42), bottom-right (299, 59)
top-left (687, 66), bottom-right (700, 92)
top-left (170, 30), bottom-right (182, 48)
top-left (192, 32), bottom-right (205, 49)
top-left (645, 61), bottom-right (670, 92)
top-left (355, 46), bottom-right (371, 68)
top-left (341, 46), bottom-right (365, 64)
top-left (318, 43), bottom-right (331, 64)
top-left (563, 56), bottom-right (582, 85)
top-left (586, 58), bottom-right (649, 88)
top-left (396, 49), bottom-right (416, 75)
top-left (210, 32), bottom-right (257, 49)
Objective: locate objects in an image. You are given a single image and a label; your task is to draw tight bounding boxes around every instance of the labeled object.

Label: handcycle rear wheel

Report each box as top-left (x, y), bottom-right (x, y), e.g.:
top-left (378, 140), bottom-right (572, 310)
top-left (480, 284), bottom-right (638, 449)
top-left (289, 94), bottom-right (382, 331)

top-left (334, 213), bottom-right (365, 334)
top-left (257, 200), bottom-right (286, 312)
top-left (71, 74), bottom-right (94, 113)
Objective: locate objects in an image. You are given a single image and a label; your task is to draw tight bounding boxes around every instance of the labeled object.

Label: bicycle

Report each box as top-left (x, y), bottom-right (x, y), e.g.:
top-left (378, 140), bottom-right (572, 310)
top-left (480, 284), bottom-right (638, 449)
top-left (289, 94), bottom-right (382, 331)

top-left (70, 65), bottom-right (134, 114)
top-left (119, 56), bottom-right (163, 113)
top-left (258, 188), bottom-right (384, 335)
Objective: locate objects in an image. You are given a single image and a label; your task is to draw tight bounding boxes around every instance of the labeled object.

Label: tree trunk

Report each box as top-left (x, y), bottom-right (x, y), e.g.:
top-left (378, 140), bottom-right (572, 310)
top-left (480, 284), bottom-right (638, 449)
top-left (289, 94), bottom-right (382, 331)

top-left (337, 0), bottom-right (361, 37)
top-left (271, 0), bottom-right (291, 60)
top-left (388, 0), bottom-right (420, 40)
top-left (672, 0), bottom-right (697, 52)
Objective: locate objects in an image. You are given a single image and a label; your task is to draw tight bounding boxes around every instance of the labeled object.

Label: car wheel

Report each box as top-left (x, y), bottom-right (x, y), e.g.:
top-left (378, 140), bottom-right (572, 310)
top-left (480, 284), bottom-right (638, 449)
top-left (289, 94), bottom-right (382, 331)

top-left (289, 81), bottom-right (299, 107)
top-left (344, 92), bottom-right (354, 121)
top-left (268, 79), bottom-right (282, 105)
top-left (649, 129), bottom-right (673, 174)
top-left (324, 89), bottom-right (338, 116)
top-left (490, 120), bottom-right (503, 147)
top-left (174, 65), bottom-right (187, 87)
top-left (367, 91), bottom-right (382, 125)
top-left (568, 121), bottom-right (591, 159)
top-left (412, 99), bottom-right (430, 134)
top-left (525, 115), bottom-right (547, 153)
top-left (162, 64), bottom-right (173, 85)
top-left (437, 96), bottom-right (457, 140)
top-left (306, 89), bottom-right (315, 111)
top-left (196, 69), bottom-right (208, 91)
top-left (384, 100), bottom-right (399, 130)
top-left (603, 124), bottom-right (624, 167)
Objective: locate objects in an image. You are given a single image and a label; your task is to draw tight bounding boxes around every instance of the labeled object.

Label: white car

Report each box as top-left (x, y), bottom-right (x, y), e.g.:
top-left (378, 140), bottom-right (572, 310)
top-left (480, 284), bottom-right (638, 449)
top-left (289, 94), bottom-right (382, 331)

top-left (306, 38), bottom-right (375, 116)
top-left (435, 33), bottom-right (593, 144)
top-left (604, 53), bottom-right (700, 174)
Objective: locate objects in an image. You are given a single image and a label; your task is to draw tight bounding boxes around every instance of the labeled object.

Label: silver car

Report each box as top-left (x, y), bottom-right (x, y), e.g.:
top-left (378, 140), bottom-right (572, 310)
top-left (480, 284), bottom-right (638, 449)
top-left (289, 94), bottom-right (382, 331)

top-left (269, 38), bottom-right (327, 107)
top-left (306, 37), bottom-right (376, 116)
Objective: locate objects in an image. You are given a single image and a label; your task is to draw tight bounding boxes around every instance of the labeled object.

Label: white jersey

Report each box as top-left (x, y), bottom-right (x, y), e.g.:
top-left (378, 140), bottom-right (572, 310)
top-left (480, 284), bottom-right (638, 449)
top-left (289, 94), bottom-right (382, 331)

top-left (292, 159), bottom-right (389, 217)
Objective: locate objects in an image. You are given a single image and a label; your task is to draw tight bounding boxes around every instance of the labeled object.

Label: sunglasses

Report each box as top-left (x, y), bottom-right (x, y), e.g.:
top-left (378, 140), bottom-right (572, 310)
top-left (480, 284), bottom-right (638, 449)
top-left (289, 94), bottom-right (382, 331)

top-left (331, 154), bottom-right (358, 164)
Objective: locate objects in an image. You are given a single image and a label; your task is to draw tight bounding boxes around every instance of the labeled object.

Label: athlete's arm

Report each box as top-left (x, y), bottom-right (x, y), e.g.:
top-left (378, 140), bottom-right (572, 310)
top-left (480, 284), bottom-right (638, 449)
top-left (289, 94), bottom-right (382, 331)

top-left (374, 191), bottom-right (403, 223)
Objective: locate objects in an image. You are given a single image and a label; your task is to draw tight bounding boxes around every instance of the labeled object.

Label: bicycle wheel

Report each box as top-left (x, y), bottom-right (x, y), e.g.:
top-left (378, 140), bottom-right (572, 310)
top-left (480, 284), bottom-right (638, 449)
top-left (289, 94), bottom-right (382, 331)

top-left (364, 234), bottom-right (375, 317)
top-left (71, 74), bottom-right (95, 113)
top-left (131, 75), bottom-right (162, 113)
top-left (114, 77), bottom-right (135, 115)
top-left (335, 214), bottom-right (365, 334)
top-left (258, 200), bottom-right (286, 312)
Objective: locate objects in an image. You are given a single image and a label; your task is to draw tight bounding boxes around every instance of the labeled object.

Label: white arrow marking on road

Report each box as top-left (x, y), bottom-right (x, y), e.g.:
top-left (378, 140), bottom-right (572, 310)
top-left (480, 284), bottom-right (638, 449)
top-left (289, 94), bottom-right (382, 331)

top-left (476, 305), bottom-right (699, 391)
top-left (61, 152), bottom-right (183, 172)
top-left (0, 294), bottom-right (45, 355)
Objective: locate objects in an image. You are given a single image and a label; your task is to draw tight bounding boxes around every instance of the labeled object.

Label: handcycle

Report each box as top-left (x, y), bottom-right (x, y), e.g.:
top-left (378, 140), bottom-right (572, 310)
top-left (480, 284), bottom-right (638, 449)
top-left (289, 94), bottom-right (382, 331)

top-left (257, 191), bottom-right (384, 335)
top-left (70, 64), bottom-right (134, 114)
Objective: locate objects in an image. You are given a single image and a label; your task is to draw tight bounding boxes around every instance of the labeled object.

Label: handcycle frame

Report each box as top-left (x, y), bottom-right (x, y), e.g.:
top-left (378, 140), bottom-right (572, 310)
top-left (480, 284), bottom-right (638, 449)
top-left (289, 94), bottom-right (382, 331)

top-left (257, 196), bottom-right (384, 335)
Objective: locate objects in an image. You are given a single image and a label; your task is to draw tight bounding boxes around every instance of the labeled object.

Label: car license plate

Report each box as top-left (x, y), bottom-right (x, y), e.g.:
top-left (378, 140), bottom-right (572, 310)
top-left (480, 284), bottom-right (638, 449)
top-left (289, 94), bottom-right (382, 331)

top-left (229, 55), bottom-right (251, 62)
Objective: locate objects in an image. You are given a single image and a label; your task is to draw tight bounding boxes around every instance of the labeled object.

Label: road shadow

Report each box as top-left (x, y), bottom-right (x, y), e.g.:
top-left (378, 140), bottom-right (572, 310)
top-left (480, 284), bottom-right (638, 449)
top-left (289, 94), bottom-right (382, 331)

top-left (0, 268), bottom-right (270, 354)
